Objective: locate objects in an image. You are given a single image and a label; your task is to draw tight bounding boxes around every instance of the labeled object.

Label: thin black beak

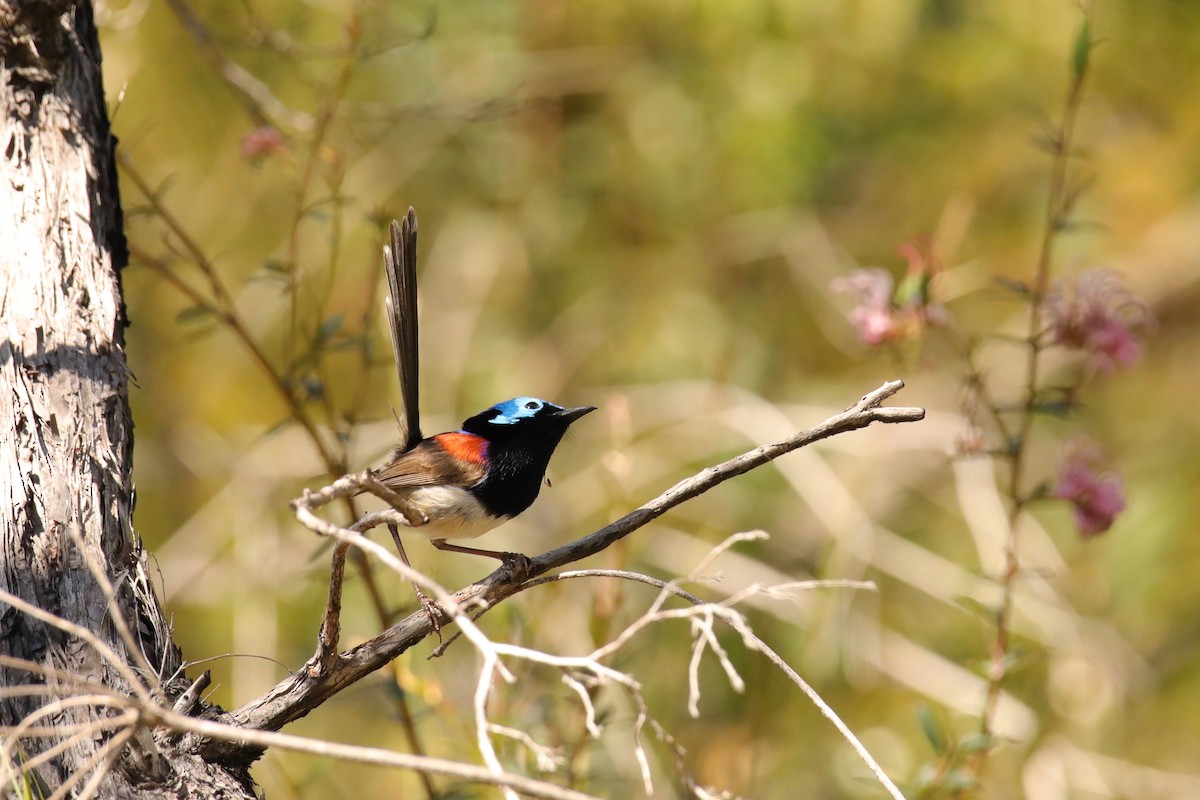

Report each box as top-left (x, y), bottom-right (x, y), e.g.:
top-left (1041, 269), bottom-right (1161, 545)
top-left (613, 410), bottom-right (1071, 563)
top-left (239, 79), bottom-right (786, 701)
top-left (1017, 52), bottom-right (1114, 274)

top-left (555, 405), bottom-right (597, 424)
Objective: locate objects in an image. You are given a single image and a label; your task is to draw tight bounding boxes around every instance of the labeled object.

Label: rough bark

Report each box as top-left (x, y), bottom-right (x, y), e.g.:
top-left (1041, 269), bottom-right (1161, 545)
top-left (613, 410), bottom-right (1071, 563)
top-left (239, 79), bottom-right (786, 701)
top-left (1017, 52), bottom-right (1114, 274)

top-left (0, 2), bottom-right (253, 796)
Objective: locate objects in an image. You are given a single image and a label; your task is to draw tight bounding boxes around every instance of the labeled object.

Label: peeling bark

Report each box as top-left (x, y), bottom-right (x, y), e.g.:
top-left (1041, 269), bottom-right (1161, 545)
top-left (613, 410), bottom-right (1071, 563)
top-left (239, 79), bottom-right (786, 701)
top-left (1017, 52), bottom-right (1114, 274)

top-left (0, 3), bottom-right (253, 796)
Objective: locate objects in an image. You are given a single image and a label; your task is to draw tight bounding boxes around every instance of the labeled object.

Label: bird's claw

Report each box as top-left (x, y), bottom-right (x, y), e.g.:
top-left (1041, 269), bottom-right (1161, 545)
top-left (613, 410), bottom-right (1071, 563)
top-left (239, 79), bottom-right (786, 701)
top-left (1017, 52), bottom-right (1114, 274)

top-left (413, 586), bottom-right (443, 640)
top-left (499, 551), bottom-right (533, 581)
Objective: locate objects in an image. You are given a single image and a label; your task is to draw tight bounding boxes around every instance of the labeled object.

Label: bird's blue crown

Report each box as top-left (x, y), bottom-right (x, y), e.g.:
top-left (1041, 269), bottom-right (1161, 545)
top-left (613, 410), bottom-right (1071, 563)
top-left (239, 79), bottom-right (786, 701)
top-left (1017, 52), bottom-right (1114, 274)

top-left (489, 396), bottom-right (556, 425)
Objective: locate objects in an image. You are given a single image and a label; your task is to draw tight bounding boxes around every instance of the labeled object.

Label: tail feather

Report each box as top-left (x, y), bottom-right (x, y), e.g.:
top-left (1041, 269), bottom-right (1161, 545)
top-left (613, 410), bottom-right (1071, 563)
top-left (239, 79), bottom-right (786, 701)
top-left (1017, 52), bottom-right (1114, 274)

top-left (384, 208), bottom-right (422, 451)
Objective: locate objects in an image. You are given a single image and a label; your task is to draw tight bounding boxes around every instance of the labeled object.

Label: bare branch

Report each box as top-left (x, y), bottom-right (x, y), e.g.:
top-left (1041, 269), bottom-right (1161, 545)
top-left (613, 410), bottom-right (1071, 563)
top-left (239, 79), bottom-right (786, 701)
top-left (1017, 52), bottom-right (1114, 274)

top-left (561, 674), bottom-right (603, 739)
top-left (48, 717), bottom-right (138, 800)
top-left (487, 724), bottom-right (565, 772)
top-left (723, 614), bottom-right (905, 799)
top-left (220, 381), bottom-right (921, 742)
top-left (150, 707), bottom-right (600, 800)
top-left (524, 569), bottom-right (705, 604)
top-left (160, 0), bottom-right (314, 132)
top-left (0, 655), bottom-right (117, 696)
top-left (536, 380), bottom-right (922, 572)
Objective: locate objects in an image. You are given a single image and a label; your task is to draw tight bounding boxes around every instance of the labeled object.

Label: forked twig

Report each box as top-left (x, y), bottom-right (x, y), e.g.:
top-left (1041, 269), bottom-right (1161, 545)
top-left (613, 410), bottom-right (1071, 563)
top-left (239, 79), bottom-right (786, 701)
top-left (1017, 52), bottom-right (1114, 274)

top-left (220, 380), bottom-right (921, 745)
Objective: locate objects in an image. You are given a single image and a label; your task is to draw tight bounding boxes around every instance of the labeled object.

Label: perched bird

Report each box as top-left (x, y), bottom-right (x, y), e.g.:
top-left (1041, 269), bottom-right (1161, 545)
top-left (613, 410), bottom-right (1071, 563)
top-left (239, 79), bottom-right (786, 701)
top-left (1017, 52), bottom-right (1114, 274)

top-left (372, 396), bottom-right (595, 561)
top-left (372, 209), bottom-right (594, 568)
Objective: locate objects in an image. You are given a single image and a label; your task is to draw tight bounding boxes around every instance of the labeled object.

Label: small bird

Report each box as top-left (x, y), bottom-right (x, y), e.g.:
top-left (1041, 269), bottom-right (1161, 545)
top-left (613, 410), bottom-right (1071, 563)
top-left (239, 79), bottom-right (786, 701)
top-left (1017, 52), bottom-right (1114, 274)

top-left (372, 396), bottom-right (595, 561)
top-left (372, 209), bottom-right (594, 570)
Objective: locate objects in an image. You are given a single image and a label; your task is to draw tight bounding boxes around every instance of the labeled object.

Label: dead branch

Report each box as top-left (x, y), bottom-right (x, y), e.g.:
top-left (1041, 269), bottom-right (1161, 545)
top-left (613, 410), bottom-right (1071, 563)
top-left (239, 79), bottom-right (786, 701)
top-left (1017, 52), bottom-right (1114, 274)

top-left (211, 380), bottom-right (922, 750)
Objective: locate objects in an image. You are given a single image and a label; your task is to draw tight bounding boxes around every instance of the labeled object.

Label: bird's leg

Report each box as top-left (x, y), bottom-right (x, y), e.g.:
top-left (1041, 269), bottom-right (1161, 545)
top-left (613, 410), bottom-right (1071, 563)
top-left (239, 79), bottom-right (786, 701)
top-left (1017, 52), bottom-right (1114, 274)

top-left (389, 523), bottom-right (442, 637)
top-left (430, 538), bottom-right (533, 581)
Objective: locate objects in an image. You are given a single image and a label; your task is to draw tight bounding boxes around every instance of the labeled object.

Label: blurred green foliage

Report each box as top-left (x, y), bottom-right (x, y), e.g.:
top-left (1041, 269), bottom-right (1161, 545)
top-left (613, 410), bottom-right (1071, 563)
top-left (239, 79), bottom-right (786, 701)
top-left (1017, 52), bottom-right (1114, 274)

top-left (101, 0), bottom-right (1200, 797)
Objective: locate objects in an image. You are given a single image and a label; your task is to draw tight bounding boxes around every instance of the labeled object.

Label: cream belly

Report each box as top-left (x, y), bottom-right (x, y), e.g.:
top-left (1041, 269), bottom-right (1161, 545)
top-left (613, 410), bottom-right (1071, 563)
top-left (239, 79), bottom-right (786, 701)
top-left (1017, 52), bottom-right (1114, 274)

top-left (395, 485), bottom-right (506, 540)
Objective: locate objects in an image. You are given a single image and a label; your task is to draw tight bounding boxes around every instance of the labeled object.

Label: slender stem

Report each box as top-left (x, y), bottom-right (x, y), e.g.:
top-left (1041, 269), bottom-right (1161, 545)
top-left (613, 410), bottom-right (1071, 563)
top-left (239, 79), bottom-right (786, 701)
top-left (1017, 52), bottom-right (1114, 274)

top-left (312, 542), bottom-right (351, 673)
top-left (943, 327), bottom-right (1015, 448)
top-left (281, 22), bottom-right (443, 778)
top-left (284, 10), bottom-right (361, 374)
top-left (122, 10), bottom-right (438, 791)
top-left (123, 154), bottom-right (423, 780)
top-left (966, 36), bottom-right (1090, 788)
top-left (161, 0), bottom-right (313, 132)
top-left (124, 235), bottom-right (340, 476)
top-left (153, 706), bottom-right (600, 800)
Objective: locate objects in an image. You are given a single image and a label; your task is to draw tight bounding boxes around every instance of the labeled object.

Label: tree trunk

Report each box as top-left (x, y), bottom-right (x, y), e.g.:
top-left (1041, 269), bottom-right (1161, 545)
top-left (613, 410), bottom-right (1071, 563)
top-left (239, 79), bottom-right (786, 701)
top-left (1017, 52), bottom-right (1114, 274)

top-left (0, 2), bottom-right (253, 796)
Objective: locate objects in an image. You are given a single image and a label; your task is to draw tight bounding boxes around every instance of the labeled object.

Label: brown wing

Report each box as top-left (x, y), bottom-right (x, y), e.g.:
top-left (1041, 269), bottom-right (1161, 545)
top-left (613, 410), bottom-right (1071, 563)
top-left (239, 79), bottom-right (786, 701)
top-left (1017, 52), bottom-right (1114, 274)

top-left (373, 438), bottom-right (487, 490)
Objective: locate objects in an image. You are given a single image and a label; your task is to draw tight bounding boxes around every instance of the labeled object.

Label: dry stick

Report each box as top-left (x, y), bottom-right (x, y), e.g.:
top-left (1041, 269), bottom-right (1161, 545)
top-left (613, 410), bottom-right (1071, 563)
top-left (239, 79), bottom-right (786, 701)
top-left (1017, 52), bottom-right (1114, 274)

top-left (121, 160), bottom-right (398, 640)
top-left (522, 565), bottom-right (901, 798)
top-left (8, 678), bottom-right (594, 800)
top-left (120, 152), bottom-right (437, 787)
top-left (69, 724), bottom-right (138, 800)
top-left (216, 380), bottom-right (922, 744)
top-left (280, 528), bottom-right (897, 796)
top-left (0, 655), bottom-right (119, 698)
top-left (0, 658), bottom-right (131, 777)
top-left (300, 472), bottom-right (428, 671)
top-left (284, 13), bottom-right (359, 339)
top-left (524, 569), bottom-right (705, 604)
top-left (0, 685), bottom-right (96, 704)
top-left (535, 381), bottom-right (922, 573)
top-left (150, 706), bottom-right (599, 800)
top-left (7, 717), bottom-right (126, 780)
top-left (161, 0), bottom-right (313, 132)
top-left (64, 525), bottom-right (163, 698)
top-left (0, 590), bottom-right (152, 706)
top-left (737, 620), bottom-right (905, 800)
top-left (0, 696), bottom-right (131, 767)
top-left (313, 539), bottom-right (351, 673)
top-left (47, 713), bottom-right (138, 800)
top-left (118, 173), bottom-right (337, 476)
top-left (171, 671), bottom-right (211, 718)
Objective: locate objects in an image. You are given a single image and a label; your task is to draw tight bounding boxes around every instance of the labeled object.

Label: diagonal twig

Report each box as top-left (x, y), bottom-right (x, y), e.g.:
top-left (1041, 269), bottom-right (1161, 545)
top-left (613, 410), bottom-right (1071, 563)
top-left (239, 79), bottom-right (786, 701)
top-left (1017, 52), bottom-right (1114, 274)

top-left (214, 380), bottom-right (922, 743)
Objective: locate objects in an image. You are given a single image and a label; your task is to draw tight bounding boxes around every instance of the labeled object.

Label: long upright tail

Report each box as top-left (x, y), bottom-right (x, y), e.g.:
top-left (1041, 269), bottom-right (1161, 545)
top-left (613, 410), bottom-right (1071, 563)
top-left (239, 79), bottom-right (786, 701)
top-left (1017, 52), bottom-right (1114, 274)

top-left (384, 208), bottom-right (422, 452)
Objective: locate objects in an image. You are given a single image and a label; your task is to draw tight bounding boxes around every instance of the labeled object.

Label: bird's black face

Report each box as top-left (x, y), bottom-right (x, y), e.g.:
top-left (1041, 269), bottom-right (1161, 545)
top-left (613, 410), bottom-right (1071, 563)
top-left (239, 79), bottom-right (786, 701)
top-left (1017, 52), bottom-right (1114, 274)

top-left (462, 397), bottom-right (595, 445)
top-left (459, 398), bottom-right (594, 519)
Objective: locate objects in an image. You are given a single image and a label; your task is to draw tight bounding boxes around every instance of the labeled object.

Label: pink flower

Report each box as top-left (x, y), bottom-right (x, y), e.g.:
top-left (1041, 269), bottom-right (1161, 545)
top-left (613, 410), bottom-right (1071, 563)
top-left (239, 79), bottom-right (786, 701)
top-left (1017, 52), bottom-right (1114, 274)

top-left (1052, 440), bottom-right (1127, 538)
top-left (832, 268), bottom-right (903, 345)
top-left (832, 237), bottom-right (948, 347)
top-left (241, 126), bottom-right (285, 161)
top-left (1085, 317), bottom-right (1142, 370)
top-left (1045, 270), bottom-right (1152, 373)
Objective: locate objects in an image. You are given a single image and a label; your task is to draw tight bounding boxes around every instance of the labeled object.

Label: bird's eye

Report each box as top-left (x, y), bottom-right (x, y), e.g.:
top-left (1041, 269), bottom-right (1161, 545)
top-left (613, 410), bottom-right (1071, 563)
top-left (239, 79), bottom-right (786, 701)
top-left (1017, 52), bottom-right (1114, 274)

top-left (524, 400), bottom-right (541, 410)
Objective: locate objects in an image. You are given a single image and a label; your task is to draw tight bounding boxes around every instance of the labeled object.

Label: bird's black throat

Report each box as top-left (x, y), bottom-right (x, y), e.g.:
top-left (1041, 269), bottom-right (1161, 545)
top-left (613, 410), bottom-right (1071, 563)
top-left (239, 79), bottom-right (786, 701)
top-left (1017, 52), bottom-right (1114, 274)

top-left (470, 434), bottom-right (566, 519)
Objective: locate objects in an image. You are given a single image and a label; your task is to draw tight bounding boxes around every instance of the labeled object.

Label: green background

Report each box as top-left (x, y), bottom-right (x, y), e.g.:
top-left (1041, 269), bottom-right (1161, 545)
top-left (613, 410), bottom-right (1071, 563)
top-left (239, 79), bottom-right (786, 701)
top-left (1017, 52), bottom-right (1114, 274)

top-left (101, 1), bottom-right (1200, 797)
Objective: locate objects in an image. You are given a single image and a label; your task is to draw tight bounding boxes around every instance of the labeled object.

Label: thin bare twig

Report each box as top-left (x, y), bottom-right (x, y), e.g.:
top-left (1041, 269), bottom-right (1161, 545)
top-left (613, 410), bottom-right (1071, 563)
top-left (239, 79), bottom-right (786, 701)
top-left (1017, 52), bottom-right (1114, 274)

top-left (0, 590), bottom-right (152, 705)
top-left (63, 526), bottom-right (163, 697)
top-left (0, 655), bottom-right (118, 697)
top-left (161, 0), bottom-right (313, 132)
top-left (150, 706), bottom-right (599, 800)
top-left (476, 541), bottom-right (902, 798)
top-left (48, 716), bottom-right (138, 800)
top-left (534, 380), bottom-right (923, 573)
top-left (2, 675), bottom-right (593, 800)
top-left (524, 569), bottom-right (704, 605)
top-left (501, 540), bottom-right (898, 795)
top-left (547, 559), bottom-right (902, 799)
top-left (5, 718), bottom-right (125, 781)
top-left (218, 380), bottom-right (922, 743)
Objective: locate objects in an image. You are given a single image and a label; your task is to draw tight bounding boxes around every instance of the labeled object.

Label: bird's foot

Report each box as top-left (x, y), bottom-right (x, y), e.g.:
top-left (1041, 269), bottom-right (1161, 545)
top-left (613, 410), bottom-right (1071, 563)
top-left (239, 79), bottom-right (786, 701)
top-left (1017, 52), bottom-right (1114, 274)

top-left (413, 585), bottom-right (443, 640)
top-left (498, 551), bottom-right (533, 581)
